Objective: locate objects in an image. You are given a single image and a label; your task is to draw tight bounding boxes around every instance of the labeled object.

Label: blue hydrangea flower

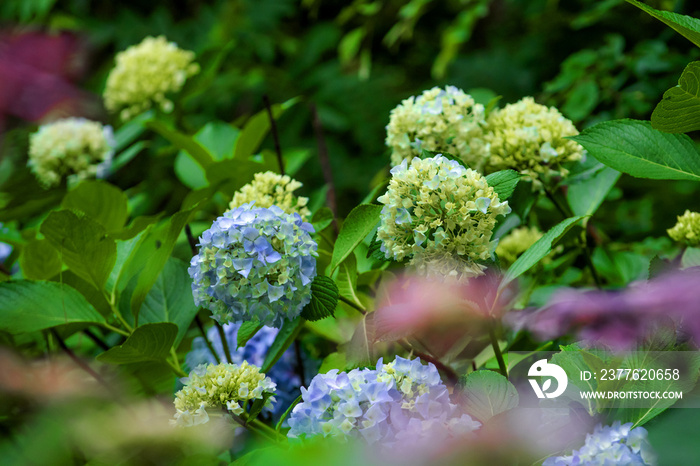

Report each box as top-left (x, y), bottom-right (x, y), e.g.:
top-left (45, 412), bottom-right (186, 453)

top-left (186, 322), bottom-right (301, 420)
top-left (189, 203), bottom-right (318, 328)
top-left (543, 421), bottom-right (656, 466)
top-left (0, 223), bottom-right (11, 264)
top-left (287, 356), bottom-right (480, 447)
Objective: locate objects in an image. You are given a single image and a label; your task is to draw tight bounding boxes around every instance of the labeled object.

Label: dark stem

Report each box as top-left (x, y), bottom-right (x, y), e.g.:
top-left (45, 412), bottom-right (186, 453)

top-left (0, 262), bottom-right (10, 276)
top-left (215, 322), bottom-right (234, 364)
top-left (293, 340), bottom-right (306, 388)
top-left (310, 103), bottom-right (339, 235)
top-left (83, 329), bottom-right (109, 351)
top-left (262, 95), bottom-right (285, 176)
top-left (488, 323), bottom-right (508, 378)
top-left (195, 315), bottom-right (221, 364)
top-left (338, 295), bottom-right (366, 315)
top-left (185, 224), bottom-right (198, 256)
top-left (398, 340), bottom-right (458, 385)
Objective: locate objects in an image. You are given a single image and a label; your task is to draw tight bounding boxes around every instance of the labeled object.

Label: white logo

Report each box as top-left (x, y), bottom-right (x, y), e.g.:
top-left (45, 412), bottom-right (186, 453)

top-left (528, 359), bottom-right (568, 399)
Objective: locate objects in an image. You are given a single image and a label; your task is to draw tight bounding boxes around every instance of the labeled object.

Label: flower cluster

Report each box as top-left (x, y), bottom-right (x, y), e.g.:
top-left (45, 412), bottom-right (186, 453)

top-left (484, 97), bottom-right (584, 180)
top-left (104, 36), bottom-right (199, 120)
top-left (229, 171), bottom-right (311, 220)
top-left (495, 226), bottom-right (544, 267)
top-left (385, 86), bottom-right (489, 170)
top-left (667, 210), bottom-right (700, 247)
top-left (287, 356), bottom-right (480, 446)
top-left (377, 155), bottom-right (510, 275)
top-left (543, 422), bottom-right (656, 465)
top-left (172, 362), bottom-right (276, 427)
top-left (188, 203), bottom-right (317, 328)
top-left (186, 322), bottom-right (301, 419)
top-left (28, 118), bottom-right (114, 188)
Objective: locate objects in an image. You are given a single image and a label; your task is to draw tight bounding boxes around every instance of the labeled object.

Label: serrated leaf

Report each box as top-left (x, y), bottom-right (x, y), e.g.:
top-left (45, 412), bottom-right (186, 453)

top-left (19, 239), bottom-right (61, 280)
top-left (330, 204), bottom-right (382, 273)
top-left (301, 275), bottom-right (338, 322)
top-left (261, 317), bottom-right (303, 373)
top-left (626, 0), bottom-right (700, 49)
top-left (97, 323), bottom-right (177, 364)
top-left (652, 61), bottom-right (700, 133)
top-left (570, 119), bottom-right (700, 182)
top-left (461, 370), bottom-right (519, 423)
top-left (0, 280), bottom-right (105, 334)
top-left (485, 170), bottom-right (520, 201)
top-left (366, 231), bottom-right (386, 261)
top-left (237, 321), bottom-right (263, 348)
top-left (40, 210), bottom-right (117, 290)
top-left (501, 216), bottom-right (584, 289)
top-left (567, 166), bottom-right (620, 217)
top-left (62, 180), bottom-right (129, 232)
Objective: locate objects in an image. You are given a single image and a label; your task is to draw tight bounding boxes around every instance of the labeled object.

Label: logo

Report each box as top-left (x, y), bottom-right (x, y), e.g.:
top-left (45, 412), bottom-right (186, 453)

top-left (528, 359), bottom-right (568, 399)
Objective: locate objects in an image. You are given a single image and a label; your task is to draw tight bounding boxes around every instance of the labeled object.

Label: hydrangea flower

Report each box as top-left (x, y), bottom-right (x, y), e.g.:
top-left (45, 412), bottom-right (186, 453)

top-left (28, 118), bottom-right (114, 188)
top-left (188, 203), bottom-right (318, 328)
top-left (543, 422), bottom-right (656, 465)
top-left (229, 171), bottom-right (311, 220)
top-left (172, 361), bottom-right (276, 427)
top-left (287, 356), bottom-right (480, 447)
top-left (667, 210), bottom-right (700, 247)
top-left (484, 97), bottom-right (584, 181)
top-left (386, 86), bottom-right (489, 170)
top-left (104, 36), bottom-right (199, 120)
top-left (186, 322), bottom-right (301, 419)
top-left (377, 154), bottom-right (510, 277)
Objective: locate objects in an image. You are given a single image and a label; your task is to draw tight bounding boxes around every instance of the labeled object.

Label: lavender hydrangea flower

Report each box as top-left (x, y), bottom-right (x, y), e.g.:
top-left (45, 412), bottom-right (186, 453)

top-left (186, 322), bottom-right (301, 419)
top-left (543, 422), bottom-right (656, 465)
top-left (287, 356), bottom-right (480, 448)
top-left (188, 203), bottom-right (318, 328)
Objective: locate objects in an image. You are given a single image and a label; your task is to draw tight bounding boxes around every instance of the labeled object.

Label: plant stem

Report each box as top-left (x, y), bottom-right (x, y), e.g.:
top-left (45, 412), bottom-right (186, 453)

top-left (195, 315), bottom-right (220, 364)
top-left (262, 95), bottom-right (285, 176)
top-left (168, 347), bottom-right (187, 377)
top-left (185, 224), bottom-right (198, 256)
top-left (310, 103), bottom-right (339, 235)
top-left (216, 322), bottom-right (234, 364)
top-left (101, 322), bottom-right (130, 337)
top-left (338, 295), bottom-right (367, 315)
top-left (398, 339), bottom-right (458, 385)
top-left (83, 329), bottom-right (109, 351)
top-left (488, 323), bottom-right (508, 378)
top-left (275, 395), bottom-right (302, 432)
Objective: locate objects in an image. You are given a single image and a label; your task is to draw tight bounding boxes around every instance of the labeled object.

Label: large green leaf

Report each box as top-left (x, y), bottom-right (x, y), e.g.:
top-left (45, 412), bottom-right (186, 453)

top-left (237, 321), bottom-right (263, 348)
top-left (485, 170), bottom-right (520, 201)
top-left (40, 210), bottom-right (117, 290)
top-left (205, 156), bottom-right (278, 194)
top-left (330, 204), bottom-right (383, 273)
top-left (567, 166), bottom-right (620, 217)
top-left (570, 119), bottom-right (700, 182)
top-left (651, 61), bottom-right (700, 133)
top-left (146, 120), bottom-right (214, 169)
top-left (62, 180), bottom-right (129, 232)
top-left (461, 370), bottom-right (519, 423)
top-left (626, 0), bottom-right (700, 49)
top-left (137, 258), bottom-right (199, 347)
top-left (175, 121), bottom-right (241, 189)
top-left (0, 280), bottom-right (105, 334)
top-left (501, 216), bottom-right (584, 288)
top-left (261, 317), bottom-right (303, 373)
top-left (97, 323), bottom-right (177, 364)
top-left (19, 239), bottom-right (61, 280)
top-left (300, 275), bottom-right (339, 321)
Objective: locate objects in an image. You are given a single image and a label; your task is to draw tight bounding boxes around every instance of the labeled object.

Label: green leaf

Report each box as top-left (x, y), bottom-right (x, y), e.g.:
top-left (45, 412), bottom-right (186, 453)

top-left (501, 216), bottom-right (584, 288)
top-left (485, 170), bottom-right (520, 201)
top-left (175, 121), bottom-right (241, 189)
top-left (366, 231), bottom-right (386, 261)
top-left (237, 321), bottom-right (263, 348)
top-left (567, 166), bottom-right (620, 217)
top-left (550, 347), bottom-right (606, 416)
top-left (40, 210), bottom-right (117, 290)
top-left (562, 79), bottom-right (599, 122)
top-left (234, 97), bottom-right (299, 160)
top-left (0, 280), bottom-right (105, 334)
top-left (97, 323), bottom-right (177, 364)
top-left (113, 110), bottom-right (153, 152)
top-left (682, 247), bottom-right (700, 269)
top-left (62, 180), bottom-right (129, 232)
top-left (247, 392), bottom-right (273, 424)
top-left (570, 119), bottom-right (700, 182)
top-left (345, 312), bottom-right (375, 367)
top-left (330, 204), bottom-right (383, 273)
top-left (111, 141), bottom-right (147, 172)
top-left (311, 207), bottom-right (334, 233)
top-left (205, 157), bottom-right (278, 194)
top-left (651, 61), bottom-right (700, 133)
top-left (19, 239), bottom-right (61, 280)
top-left (138, 258), bottom-right (199, 347)
top-left (319, 352), bottom-right (348, 373)
top-left (460, 370), bottom-right (519, 423)
top-left (625, 0), bottom-right (700, 49)
top-left (300, 275), bottom-right (339, 322)
top-left (261, 317), bottom-right (303, 373)
top-left (146, 120), bottom-right (214, 169)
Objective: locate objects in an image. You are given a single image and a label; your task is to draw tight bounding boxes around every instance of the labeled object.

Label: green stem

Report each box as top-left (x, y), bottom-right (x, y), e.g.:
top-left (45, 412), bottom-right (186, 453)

top-left (275, 395), bottom-right (302, 432)
top-left (489, 323), bottom-right (508, 378)
top-left (103, 291), bottom-right (134, 333)
top-left (101, 322), bottom-right (130, 337)
top-left (195, 315), bottom-right (220, 364)
top-left (168, 347), bottom-right (187, 378)
top-left (338, 295), bottom-right (367, 315)
top-left (216, 322), bottom-right (234, 364)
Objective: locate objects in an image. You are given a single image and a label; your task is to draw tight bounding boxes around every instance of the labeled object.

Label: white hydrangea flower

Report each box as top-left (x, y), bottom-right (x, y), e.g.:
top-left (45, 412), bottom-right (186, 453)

top-left (229, 171), bottom-right (310, 220)
top-left (28, 118), bottom-right (114, 188)
top-left (386, 86), bottom-right (489, 170)
top-left (104, 36), bottom-right (199, 120)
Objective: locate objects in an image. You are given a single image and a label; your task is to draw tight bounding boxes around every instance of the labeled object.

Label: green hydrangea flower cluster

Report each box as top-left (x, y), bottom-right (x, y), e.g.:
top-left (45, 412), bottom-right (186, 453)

top-left (377, 155), bottom-right (510, 276)
top-left (385, 86), bottom-right (489, 170)
top-left (668, 210), bottom-right (700, 247)
top-left (104, 36), bottom-right (199, 120)
top-left (28, 118), bottom-right (114, 188)
top-left (229, 171), bottom-right (311, 220)
top-left (484, 97), bottom-right (584, 180)
top-left (495, 226), bottom-right (544, 266)
top-left (172, 362), bottom-right (276, 427)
